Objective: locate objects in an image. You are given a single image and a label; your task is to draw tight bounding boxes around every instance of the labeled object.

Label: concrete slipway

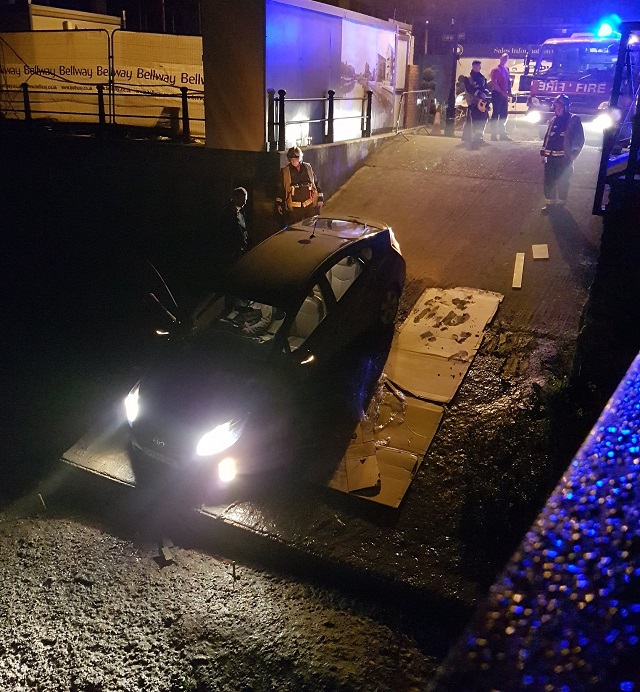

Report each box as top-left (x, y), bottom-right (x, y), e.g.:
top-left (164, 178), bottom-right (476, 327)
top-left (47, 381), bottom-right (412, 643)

top-left (62, 131), bottom-right (604, 617)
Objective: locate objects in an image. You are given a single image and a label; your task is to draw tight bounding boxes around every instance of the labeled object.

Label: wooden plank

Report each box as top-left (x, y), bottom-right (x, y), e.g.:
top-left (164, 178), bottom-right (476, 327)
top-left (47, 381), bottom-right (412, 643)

top-left (512, 253), bottom-right (525, 289)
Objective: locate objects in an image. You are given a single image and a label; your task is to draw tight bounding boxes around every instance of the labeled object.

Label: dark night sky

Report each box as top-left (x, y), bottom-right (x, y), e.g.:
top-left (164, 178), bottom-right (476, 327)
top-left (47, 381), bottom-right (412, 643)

top-left (24, 0), bottom-right (640, 38)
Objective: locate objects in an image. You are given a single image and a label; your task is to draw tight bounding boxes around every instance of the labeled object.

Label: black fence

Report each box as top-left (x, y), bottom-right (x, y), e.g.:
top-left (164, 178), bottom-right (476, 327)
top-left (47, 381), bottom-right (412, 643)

top-left (267, 88), bottom-right (373, 152)
top-left (1, 82), bottom-right (205, 141)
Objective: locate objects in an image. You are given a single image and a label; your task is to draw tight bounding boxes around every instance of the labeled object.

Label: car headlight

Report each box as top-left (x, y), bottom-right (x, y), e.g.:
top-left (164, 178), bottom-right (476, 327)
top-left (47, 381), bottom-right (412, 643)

top-left (125, 384), bottom-right (140, 424)
top-left (525, 110), bottom-right (541, 124)
top-left (592, 112), bottom-right (614, 130)
top-left (218, 457), bottom-right (237, 483)
top-left (196, 420), bottom-right (243, 456)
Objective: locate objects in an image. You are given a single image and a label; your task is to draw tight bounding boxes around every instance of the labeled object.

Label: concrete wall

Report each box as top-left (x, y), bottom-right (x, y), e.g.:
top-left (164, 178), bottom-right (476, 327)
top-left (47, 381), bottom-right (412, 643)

top-left (2, 128), bottom-right (396, 303)
top-left (278, 133), bottom-right (397, 204)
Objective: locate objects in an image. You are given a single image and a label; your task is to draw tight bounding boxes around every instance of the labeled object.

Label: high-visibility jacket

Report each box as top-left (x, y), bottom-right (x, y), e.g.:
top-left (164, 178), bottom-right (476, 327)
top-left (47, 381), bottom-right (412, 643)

top-left (276, 162), bottom-right (322, 211)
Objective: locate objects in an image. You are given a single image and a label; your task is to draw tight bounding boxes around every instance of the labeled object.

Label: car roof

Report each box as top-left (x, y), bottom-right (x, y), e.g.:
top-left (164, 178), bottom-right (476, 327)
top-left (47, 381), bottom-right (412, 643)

top-left (220, 216), bottom-right (389, 308)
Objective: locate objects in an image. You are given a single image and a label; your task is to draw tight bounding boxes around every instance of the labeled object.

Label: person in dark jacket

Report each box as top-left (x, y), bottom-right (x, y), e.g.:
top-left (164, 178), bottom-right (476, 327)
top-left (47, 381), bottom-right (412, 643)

top-left (540, 94), bottom-right (585, 212)
top-left (222, 187), bottom-right (249, 261)
top-left (462, 60), bottom-right (490, 146)
top-left (276, 147), bottom-right (324, 227)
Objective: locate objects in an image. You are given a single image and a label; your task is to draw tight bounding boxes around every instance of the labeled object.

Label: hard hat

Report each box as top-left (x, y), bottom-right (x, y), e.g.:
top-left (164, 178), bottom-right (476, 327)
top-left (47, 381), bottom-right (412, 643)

top-left (553, 94), bottom-right (571, 110)
top-left (286, 146), bottom-right (303, 160)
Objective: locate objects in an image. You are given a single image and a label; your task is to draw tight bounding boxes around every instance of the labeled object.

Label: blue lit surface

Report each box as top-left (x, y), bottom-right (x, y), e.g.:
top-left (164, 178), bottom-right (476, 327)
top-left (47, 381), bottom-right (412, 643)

top-left (265, 0), bottom-right (396, 147)
top-left (435, 353), bottom-right (640, 689)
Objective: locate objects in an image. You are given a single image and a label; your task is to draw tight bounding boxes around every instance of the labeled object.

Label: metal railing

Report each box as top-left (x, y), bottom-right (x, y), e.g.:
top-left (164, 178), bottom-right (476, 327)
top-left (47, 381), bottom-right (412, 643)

top-left (0, 82), bottom-right (204, 141)
top-left (394, 89), bottom-right (435, 134)
top-left (267, 88), bottom-right (373, 152)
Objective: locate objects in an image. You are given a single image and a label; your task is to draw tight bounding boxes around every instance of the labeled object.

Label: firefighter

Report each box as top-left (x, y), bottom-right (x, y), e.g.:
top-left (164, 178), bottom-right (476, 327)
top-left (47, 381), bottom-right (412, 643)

top-left (276, 147), bottom-right (324, 227)
top-left (540, 94), bottom-right (585, 213)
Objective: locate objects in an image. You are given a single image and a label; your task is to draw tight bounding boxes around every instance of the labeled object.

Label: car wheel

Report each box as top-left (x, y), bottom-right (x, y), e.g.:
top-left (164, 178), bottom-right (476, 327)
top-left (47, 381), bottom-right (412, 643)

top-left (379, 286), bottom-right (400, 326)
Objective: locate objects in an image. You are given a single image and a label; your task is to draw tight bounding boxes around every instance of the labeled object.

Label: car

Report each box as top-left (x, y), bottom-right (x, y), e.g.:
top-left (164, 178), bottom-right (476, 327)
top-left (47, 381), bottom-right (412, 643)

top-left (125, 215), bottom-right (406, 490)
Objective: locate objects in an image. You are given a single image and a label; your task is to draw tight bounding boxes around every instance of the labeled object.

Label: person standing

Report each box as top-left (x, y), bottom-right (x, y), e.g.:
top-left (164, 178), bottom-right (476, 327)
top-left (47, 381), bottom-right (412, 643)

top-left (489, 53), bottom-right (513, 141)
top-left (540, 94), bottom-right (585, 213)
top-left (224, 186), bottom-right (249, 261)
top-left (276, 146), bottom-right (324, 227)
top-left (462, 60), bottom-right (490, 146)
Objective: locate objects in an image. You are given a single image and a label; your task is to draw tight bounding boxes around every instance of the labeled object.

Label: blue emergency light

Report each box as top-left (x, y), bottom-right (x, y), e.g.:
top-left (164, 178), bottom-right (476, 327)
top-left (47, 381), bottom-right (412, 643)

top-left (596, 15), bottom-right (621, 38)
top-left (597, 23), bottom-right (614, 37)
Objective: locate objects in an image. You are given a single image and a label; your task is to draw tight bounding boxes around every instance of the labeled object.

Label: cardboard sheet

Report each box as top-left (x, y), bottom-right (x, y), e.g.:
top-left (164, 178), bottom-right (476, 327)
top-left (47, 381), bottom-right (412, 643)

top-left (329, 381), bottom-right (444, 507)
top-left (384, 287), bottom-right (503, 403)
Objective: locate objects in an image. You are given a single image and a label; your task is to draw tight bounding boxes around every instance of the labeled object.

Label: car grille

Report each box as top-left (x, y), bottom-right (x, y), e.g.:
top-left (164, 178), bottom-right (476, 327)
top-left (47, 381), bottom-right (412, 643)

top-left (131, 417), bottom-right (193, 468)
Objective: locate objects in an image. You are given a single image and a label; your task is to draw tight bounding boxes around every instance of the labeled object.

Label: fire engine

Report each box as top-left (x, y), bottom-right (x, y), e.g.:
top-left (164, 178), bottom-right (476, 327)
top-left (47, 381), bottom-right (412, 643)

top-left (525, 32), bottom-right (620, 131)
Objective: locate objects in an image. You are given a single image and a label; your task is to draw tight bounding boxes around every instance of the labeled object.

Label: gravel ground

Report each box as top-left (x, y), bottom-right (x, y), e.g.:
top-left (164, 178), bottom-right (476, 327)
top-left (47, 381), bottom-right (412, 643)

top-left (0, 499), bottom-right (436, 692)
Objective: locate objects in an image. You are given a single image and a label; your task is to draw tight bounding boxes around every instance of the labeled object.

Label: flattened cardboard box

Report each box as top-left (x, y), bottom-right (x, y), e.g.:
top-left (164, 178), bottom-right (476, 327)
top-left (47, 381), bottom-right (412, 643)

top-left (384, 287), bottom-right (503, 403)
top-left (329, 384), bottom-right (444, 508)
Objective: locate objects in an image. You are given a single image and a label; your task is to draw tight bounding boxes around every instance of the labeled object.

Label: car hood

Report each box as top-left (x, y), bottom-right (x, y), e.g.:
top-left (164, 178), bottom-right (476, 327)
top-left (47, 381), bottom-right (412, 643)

top-left (139, 339), bottom-right (285, 428)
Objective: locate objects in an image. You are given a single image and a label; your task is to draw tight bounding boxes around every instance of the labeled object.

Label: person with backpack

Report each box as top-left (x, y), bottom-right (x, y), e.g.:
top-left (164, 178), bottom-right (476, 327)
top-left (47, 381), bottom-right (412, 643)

top-left (276, 146), bottom-right (324, 227)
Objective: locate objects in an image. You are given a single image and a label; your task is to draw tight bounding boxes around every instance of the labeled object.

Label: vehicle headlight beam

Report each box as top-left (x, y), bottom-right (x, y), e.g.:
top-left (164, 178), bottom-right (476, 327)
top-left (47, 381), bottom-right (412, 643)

top-left (196, 420), bottom-right (242, 456)
top-left (125, 384), bottom-right (140, 424)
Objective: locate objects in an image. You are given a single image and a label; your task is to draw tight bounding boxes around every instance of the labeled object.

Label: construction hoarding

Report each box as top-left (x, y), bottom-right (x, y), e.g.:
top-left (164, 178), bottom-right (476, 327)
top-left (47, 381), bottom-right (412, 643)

top-left (0, 29), bottom-right (205, 137)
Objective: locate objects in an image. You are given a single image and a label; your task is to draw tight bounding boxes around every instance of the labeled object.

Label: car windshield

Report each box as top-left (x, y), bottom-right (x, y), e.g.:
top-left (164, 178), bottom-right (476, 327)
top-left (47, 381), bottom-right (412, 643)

top-left (190, 293), bottom-right (286, 355)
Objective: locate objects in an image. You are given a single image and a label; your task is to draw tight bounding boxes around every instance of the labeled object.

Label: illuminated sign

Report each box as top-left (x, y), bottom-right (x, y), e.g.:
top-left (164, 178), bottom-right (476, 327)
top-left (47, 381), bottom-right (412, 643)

top-left (531, 80), bottom-right (609, 95)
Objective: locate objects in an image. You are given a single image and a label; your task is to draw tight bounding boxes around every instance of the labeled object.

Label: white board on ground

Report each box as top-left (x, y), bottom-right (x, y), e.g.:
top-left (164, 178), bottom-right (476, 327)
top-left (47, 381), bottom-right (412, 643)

top-left (532, 244), bottom-right (549, 259)
top-left (512, 253), bottom-right (525, 288)
top-left (61, 414), bottom-right (136, 487)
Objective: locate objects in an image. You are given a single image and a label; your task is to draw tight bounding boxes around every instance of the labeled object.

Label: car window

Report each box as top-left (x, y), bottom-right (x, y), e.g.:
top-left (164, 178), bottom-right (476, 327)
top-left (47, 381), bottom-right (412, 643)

top-left (325, 255), bottom-right (365, 301)
top-left (287, 284), bottom-right (326, 351)
top-left (192, 293), bottom-right (285, 343)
